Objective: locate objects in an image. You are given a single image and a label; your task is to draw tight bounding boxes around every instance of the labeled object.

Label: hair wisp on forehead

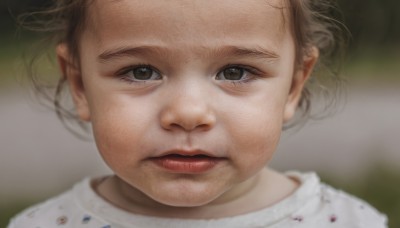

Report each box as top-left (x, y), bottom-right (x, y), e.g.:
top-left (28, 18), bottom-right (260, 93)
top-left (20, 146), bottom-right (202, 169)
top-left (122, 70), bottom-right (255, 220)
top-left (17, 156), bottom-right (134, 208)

top-left (20, 0), bottom-right (347, 134)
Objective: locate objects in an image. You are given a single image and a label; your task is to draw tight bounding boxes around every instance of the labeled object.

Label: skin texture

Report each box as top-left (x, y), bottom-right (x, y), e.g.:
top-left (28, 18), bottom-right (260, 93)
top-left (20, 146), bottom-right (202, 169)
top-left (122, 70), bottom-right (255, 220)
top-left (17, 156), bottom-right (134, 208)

top-left (57, 0), bottom-right (318, 219)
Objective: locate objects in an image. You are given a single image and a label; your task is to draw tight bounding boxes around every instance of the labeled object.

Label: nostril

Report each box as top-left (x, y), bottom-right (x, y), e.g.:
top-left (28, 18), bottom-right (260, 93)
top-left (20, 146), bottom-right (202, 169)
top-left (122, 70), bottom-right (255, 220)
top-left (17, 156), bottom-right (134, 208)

top-left (196, 123), bottom-right (213, 131)
top-left (161, 117), bottom-right (215, 132)
top-left (167, 122), bottom-right (211, 132)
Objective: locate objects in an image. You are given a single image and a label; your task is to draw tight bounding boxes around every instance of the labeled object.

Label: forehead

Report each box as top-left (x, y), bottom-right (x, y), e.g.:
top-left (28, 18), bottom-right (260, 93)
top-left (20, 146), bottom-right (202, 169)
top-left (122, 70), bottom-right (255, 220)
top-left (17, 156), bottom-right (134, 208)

top-left (83, 0), bottom-right (291, 51)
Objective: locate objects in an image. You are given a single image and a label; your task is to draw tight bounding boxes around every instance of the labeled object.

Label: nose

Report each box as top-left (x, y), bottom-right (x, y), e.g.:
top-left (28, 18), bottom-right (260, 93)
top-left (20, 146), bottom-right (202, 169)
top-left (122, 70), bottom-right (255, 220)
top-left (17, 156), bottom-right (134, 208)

top-left (160, 94), bottom-right (216, 132)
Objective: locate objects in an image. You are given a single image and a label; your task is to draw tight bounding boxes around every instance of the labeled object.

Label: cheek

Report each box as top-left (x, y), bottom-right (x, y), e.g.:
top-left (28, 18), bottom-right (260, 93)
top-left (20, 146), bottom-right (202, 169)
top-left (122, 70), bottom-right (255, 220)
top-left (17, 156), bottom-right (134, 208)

top-left (88, 93), bottom-right (155, 167)
top-left (230, 113), bottom-right (282, 158)
top-left (223, 95), bottom-right (285, 170)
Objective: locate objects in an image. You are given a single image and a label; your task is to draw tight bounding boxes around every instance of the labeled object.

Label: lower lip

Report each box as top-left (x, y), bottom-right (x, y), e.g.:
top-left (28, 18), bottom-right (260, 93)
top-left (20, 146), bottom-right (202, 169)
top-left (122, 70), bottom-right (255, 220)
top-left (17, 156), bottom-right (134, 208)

top-left (151, 156), bottom-right (223, 173)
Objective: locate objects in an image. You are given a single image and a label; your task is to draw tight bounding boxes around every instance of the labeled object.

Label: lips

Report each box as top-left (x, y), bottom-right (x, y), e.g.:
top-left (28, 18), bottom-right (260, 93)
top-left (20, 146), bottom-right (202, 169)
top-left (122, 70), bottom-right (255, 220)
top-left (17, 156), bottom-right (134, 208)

top-left (150, 151), bottom-right (225, 173)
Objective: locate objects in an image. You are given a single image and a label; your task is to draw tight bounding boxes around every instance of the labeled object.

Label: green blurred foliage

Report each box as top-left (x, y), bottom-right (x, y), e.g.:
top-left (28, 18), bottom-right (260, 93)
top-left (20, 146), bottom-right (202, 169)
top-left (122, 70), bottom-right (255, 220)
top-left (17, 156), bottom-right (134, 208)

top-left (337, 0), bottom-right (400, 48)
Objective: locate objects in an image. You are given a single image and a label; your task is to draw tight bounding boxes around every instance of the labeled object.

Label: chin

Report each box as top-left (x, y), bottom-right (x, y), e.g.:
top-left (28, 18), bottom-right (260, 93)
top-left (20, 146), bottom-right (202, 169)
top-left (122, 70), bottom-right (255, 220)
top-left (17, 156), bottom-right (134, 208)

top-left (147, 184), bottom-right (225, 208)
top-left (158, 197), bottom-right (215, 208)
top-left (153, 193), bottom-right (220, 208)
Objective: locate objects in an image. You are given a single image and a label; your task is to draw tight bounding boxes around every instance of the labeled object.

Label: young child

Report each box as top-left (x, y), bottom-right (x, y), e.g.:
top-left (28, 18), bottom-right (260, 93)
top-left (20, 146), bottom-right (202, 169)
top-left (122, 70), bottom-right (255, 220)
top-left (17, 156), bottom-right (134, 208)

top-left (9, 0), bottom-right (387, 227)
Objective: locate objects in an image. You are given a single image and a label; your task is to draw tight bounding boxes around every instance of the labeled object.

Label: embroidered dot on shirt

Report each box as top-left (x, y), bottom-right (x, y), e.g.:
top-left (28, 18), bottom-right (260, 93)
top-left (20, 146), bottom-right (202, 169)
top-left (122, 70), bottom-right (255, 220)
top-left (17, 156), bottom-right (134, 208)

top-left (292, 215), bottom-right (304, 222)
top-left (82, 215), bottom-right (92, 224)
top-left (329, 214), bottom-right (338, 223)
top-left (56, 215), bottom-right (68, 225)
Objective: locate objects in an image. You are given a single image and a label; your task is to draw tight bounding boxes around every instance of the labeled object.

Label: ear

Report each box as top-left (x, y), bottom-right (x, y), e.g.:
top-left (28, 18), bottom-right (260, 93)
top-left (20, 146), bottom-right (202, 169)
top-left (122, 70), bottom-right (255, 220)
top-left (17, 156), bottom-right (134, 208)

top-left (56, 43), bottom-right (91, 121)
top-left (283, 47), bottom-right (319, 123)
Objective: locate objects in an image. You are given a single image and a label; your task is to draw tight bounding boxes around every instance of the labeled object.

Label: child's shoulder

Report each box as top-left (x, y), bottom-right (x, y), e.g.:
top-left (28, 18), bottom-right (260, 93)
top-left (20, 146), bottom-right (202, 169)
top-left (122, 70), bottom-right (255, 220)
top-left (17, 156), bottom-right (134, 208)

top-left (7, 186), bottom-right (78, 228)
top-left (7, 178), bottom-right (109, 228)
top-left (284, 172), bottom-right (388, 228)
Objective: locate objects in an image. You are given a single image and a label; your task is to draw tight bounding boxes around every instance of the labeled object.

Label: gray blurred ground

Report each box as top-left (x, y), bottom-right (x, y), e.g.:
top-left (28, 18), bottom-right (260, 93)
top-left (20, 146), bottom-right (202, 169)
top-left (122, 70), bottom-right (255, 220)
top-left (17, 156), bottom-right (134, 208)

top-left (1, 84), bottom-right (400, 204)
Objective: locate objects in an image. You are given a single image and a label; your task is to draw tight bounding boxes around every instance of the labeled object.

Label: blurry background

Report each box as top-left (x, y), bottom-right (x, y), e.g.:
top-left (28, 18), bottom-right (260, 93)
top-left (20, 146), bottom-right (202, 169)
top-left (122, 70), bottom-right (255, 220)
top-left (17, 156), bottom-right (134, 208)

top-left (1, 0), bottom-right (399, 227)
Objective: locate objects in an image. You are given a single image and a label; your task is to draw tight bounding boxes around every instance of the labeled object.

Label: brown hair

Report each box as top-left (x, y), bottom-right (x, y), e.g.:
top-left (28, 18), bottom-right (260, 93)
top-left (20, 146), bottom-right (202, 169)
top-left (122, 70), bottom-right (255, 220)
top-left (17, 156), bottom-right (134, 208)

top-left (287, 0), bottom-right (347, 127)
top-left (19, 0), bottom-right (347, 134)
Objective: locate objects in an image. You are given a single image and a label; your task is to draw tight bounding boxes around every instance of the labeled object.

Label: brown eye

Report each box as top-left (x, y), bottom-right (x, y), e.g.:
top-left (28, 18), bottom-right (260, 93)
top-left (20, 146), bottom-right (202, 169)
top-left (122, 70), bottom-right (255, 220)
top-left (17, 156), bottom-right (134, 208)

top-left (217, 67), bottom-right (245, 81)
top-left (132, 67), bottom-right (160, 80)
top-left (119, 65), bottom-right (162, 83)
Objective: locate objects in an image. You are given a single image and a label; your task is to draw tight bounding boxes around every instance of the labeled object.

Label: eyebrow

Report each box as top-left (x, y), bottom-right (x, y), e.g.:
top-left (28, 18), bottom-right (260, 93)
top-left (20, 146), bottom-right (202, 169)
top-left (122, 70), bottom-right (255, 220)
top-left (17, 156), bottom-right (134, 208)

top-left (98, 46), bottom-right (163, 62)
top-left (98, 45), bottom-right (280, 62)
top-left (226, 46), bottom-right (280, 60)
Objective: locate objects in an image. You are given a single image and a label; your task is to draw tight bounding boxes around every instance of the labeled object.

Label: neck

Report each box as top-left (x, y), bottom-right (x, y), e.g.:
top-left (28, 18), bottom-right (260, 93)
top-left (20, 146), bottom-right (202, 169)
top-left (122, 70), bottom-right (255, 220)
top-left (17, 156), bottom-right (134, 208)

top-left (95, 168), bottom-right (299, 219)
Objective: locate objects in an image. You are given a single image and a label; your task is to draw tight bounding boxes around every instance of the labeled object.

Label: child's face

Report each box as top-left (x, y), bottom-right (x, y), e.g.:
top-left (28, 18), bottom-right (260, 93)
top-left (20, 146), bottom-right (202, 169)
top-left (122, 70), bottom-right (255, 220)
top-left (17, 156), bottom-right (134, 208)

top-left (59, 0), bottom-right (316, 207)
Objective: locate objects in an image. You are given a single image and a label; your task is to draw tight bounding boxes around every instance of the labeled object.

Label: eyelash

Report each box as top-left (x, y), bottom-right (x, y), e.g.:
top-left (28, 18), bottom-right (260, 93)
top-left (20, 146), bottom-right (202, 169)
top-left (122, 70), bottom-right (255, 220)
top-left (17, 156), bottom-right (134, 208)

top-left (116, 64), bottom-right (161, 84)
top-left (218, 64), bottom-right (263, 85)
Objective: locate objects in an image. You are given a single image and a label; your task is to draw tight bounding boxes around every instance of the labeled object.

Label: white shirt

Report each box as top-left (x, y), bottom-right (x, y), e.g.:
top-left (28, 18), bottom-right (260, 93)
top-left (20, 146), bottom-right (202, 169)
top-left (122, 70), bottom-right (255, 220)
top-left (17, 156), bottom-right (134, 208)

top-left (8, 172), bottom-right (387, 228)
